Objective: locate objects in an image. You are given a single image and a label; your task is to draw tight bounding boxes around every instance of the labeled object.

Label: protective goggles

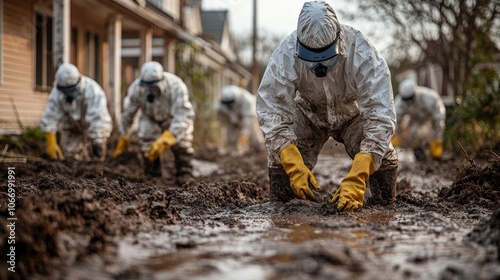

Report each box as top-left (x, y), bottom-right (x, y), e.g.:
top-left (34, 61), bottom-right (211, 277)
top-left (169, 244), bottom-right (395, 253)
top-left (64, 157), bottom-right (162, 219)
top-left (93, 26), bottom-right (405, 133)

top-left (140, 79), bottom-right (161, 91)
top-left (220, 99), bottom-right (235, 108)
top-left (57, 77), bottom-right (81, 95)
top-left (296, 36), bottom-right (339, 62)
top-left (402, 94), bottom-right (416, 104)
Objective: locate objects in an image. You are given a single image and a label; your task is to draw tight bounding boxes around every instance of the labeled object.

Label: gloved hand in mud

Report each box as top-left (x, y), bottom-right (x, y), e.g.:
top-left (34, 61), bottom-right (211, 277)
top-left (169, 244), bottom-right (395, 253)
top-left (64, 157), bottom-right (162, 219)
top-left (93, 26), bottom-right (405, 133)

top-left (112, 136), bottom-right (129, 158)
top-left (146, 130), bottom-right (176, 162)
top-left (280, 144), bottom-right (321, 200)
top-left (236, 135), bottom-right (250, 154)
top-left (45, 132), bottom-right (65, 160)
top-left (429, 139), bottom-right (443, 160)
top-left (331, 152), bottom-right (375, 211)
top-left (391, 135), bottom-right (400, 147)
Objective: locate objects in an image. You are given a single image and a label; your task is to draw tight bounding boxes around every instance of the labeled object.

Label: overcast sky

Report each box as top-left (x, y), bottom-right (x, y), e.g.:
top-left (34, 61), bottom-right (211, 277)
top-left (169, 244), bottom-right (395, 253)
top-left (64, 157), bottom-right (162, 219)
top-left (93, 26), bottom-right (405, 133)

top-left (201, 0), bottom-right (392, 53)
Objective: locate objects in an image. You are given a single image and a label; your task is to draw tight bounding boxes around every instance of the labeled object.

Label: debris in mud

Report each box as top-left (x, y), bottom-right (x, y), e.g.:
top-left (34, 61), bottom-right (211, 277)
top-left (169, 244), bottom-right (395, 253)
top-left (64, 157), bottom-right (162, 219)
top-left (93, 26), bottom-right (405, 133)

top-left (0, 172), bottom-right (181, 280)
top-left (0, 189), bottom-right (119, 279)
top-left (438, 159), bottom-right (500, 210)
top-left (2, 133), bottom-right (500, 279)
top-left (265, 240), bottom-right (367, 279)
top-left (466, 208), bottom-right (500, 262)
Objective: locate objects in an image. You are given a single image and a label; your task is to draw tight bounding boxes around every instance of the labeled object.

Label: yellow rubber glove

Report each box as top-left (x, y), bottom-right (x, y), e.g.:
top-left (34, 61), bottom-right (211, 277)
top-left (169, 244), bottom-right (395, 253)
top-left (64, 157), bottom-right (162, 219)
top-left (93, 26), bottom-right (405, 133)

top-left (237, 135), bottom-right (249, 152)
top-left (391, 135), bottom-right (400, 147)
top-left (331, 152), bottom-right (375, 211)
top-left (280, 144), bottom-right (321, 200)
top-left (45, 132), bottom-right (64, 160)
top-left (430, 140), bottom-right (443, 159)
top-left (146, 131), bottom-right (176, 162)
top-left (112, 136), bottom-right (129, 158)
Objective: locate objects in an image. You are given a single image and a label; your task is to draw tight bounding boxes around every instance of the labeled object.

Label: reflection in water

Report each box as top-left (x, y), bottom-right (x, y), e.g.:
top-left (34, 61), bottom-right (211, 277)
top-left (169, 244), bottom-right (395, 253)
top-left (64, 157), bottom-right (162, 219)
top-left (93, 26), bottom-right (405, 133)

top-left (125, 208), bottom-right (486, 280)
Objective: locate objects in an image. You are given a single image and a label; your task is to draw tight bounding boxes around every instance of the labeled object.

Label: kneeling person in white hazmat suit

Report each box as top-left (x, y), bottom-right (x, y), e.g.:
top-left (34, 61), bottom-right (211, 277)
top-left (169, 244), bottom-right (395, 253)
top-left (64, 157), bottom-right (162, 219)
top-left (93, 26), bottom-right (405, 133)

top-left (256, 1), bottom-right (398, 211)
top-left (112, 61), bottom-right (195, 185)
top-left (392, 79), bottom-right (446, 161)
top-left (40, 63), bottom-right (113, 161)
top-left (217, 85), bottom-right (264, 155)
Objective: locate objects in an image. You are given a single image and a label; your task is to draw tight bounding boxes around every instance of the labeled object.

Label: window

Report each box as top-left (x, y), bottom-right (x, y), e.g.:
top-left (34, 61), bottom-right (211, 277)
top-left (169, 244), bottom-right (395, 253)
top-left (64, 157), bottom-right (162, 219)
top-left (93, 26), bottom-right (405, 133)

top-left (35, 12), bottom-right (54, 91)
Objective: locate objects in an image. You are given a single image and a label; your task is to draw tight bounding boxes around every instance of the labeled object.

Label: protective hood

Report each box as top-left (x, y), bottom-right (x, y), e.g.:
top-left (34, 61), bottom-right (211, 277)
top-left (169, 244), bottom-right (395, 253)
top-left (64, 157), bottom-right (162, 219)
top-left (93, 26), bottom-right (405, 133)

top-left (221, 85), bottom-right (240, 102)
top-left (399, 79), bottom-right (417, 99)
top-left (55, 63), bottom-right (81, 88)
top-left (296, 1), bottom-right (344, 61)
top-left (141, 61), bottom-right (164, 83)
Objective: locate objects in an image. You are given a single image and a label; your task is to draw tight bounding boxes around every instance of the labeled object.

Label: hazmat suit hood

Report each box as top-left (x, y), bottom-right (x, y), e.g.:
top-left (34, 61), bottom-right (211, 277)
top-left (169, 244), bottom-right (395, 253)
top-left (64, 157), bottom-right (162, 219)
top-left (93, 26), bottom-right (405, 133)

top-left (140, 61), bottom-right (166, 102)
top-left (141, 61), bottom-right (164, 83)
top-left (399, 79), bottom-right (417, 100)
top-left (55, 63), bottom-right (83, 103)
top-left (296, 1), bottom-right (345, 60)
top-left (55, 63), bottom-right (81, 88)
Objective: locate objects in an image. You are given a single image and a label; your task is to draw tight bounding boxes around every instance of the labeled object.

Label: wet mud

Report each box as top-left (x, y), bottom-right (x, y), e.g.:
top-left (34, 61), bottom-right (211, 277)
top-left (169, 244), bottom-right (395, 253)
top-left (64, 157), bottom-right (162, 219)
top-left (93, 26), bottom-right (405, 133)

top-left (0, 140), bottom-right (499, 280)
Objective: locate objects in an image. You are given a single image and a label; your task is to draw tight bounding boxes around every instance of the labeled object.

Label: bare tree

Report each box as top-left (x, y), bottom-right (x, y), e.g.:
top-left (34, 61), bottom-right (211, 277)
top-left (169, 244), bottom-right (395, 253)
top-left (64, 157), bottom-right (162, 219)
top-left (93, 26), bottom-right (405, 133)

top-left (233, 31), bottom-right (286, 86)
top-left (350, 0), bottom-right (499, 103)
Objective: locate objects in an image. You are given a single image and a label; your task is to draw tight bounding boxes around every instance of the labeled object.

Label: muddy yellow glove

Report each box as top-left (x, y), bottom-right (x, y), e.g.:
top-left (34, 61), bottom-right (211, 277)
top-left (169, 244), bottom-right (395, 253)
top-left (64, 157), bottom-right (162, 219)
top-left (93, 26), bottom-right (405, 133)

top-left (112, 136), bottom-right (129, 158)
top-left (45, 132), bottom-right (64, 160)
top-left (331, 153), bottom-right (375, 211)
top-left (146, 131), bottom-right (176, 162)
top-left (237, 135), bottom-right (249, 152)
top-left (391, 135), bottom-right (400, 147)
top-left (280, 144), bottom-right (321, 200)
top-left (430, 140), bottom-right (443, 159)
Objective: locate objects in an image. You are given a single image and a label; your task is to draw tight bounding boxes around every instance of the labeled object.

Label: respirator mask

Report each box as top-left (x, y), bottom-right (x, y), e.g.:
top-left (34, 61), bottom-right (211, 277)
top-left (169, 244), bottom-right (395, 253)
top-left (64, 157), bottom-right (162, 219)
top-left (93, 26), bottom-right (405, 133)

top-left (57, 77), bottom-right (82, 103)
top-left (296, 34), bottom-right (340, 78)
top-left (140, 79), bottom-right (163, 103)
top-left (301, 55), bottom-right (339, 78)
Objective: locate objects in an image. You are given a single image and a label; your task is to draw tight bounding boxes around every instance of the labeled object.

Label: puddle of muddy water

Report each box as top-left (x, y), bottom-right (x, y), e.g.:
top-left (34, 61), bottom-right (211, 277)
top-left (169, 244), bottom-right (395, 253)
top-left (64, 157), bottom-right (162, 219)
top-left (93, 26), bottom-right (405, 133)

top-left (108, 150), bottom-right (497, 280)
top-left (118, 204), bottom-right (492, 280)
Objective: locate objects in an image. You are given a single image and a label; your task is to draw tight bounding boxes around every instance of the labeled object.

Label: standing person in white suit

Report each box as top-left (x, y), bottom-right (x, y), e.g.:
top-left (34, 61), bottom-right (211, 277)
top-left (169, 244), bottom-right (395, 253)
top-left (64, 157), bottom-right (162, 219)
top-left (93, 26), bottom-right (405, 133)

top-left (40, 63), bottom-right (112, 162)
top-left (256, 1), bottom-right (398, 211)
top-left (216, 85), bottom-right (264, 155)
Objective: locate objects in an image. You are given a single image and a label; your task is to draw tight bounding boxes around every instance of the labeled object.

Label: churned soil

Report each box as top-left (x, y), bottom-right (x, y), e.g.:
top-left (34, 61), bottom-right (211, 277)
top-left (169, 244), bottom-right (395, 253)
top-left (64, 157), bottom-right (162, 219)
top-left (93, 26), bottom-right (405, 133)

top-left (0, 137), bottom-right (499, 280)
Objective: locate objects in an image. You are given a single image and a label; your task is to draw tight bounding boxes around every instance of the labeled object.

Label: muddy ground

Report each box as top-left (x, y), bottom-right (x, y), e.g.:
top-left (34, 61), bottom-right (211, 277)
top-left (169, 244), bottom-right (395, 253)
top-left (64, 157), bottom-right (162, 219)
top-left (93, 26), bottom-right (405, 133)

top-left (0, 138), bottom-right (499, 280)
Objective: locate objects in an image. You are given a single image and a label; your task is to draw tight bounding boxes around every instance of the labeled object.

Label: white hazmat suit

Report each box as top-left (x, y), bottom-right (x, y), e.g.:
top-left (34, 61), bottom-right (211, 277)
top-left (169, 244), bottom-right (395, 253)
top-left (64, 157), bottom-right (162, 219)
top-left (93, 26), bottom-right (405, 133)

top-left (115, 61), bottom-right (195, 184)
top-left (256, 1), bottom-right (398, 210)
top-left (393, 79), bottom-right (446, 160)
top-left (216, 85), bottom-right (264, 154)
top-left (40, 63), bottom-right (112, 161)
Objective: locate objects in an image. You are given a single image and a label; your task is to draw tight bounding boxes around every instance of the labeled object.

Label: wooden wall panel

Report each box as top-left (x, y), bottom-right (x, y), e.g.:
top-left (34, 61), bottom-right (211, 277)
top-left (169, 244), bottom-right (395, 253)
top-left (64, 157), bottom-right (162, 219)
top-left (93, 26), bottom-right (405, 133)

top-left (0, 0), bottom-right (48, 132)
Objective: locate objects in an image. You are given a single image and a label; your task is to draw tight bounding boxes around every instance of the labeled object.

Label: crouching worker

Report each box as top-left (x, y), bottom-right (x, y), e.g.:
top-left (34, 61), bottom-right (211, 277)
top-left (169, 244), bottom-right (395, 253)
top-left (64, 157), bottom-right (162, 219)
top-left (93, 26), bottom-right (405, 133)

top-left (112, 61), bottom-right (195, 186)
top-left (216, 85), bottom-right (264, 155)
top-left (256, 1), bottom-right (399, 211)
top-left (392, 78), bottom-right (446, 161)
top-left (40, 63), bottom-right (112, 162)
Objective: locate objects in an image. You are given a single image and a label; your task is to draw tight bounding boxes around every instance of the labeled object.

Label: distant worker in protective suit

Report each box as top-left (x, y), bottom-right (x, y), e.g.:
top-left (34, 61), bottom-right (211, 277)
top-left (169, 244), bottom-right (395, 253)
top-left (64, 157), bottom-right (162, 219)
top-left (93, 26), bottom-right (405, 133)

top-left (112, 61), bottom-right (195, 185)
top-left (392, 78), bottom-right (446, 161)
top-left (40, 63), bottom-right (112, 162)
top-left (256, 1), bottom-right (398, 211)
top-left (216, 85), bottom-right (264, 155)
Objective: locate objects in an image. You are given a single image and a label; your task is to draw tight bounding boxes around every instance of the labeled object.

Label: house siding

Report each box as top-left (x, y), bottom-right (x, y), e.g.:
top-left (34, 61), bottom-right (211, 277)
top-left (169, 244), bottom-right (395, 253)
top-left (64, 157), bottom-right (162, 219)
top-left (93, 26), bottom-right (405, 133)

top-left (0, 0), bottom-right (49, 131)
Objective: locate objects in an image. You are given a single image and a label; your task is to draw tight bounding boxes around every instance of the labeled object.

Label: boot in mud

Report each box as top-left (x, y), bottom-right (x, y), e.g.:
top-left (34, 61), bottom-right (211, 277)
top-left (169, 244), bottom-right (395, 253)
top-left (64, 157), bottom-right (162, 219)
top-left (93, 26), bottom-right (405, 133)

top-left (366, 166), bottom-right (397, 206)
top-left (172, 145), bottom-right (195, 186)
top-left (268, 167), bottom-right (295, 202)
top-left (413, 147), bottom-right (427, 162)
top-left (143, 156), bottom-right (162, 177)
